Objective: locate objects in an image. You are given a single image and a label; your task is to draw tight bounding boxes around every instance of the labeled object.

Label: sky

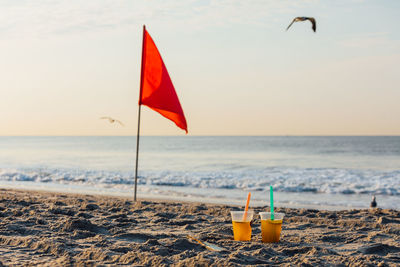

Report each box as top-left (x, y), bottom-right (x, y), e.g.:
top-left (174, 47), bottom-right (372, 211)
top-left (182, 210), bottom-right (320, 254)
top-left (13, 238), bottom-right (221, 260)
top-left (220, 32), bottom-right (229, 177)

top-left (0, 0), bottom-right (399, 136)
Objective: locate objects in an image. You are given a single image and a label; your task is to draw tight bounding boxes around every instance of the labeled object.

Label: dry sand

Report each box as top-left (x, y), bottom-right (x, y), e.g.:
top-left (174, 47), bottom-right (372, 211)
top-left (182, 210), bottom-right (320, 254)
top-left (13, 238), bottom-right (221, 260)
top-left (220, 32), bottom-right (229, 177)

top-left (0, 189), bottom-right (399, 266)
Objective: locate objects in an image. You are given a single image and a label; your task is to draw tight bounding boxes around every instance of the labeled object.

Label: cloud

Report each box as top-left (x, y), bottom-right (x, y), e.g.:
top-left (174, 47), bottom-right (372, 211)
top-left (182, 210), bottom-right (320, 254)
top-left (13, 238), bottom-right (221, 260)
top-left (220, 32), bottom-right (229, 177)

top-left (338, 32), bottom-right (400, 49)
top-left (0, 0), bottom-right (318, 38)
top-left (0, 1), bottom-right (130, 38)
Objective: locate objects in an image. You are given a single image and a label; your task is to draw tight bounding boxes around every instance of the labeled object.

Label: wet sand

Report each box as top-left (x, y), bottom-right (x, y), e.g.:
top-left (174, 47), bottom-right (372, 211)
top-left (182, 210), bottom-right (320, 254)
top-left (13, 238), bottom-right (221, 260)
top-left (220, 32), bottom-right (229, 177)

top-left (0, 188), bottom-right (399, 266)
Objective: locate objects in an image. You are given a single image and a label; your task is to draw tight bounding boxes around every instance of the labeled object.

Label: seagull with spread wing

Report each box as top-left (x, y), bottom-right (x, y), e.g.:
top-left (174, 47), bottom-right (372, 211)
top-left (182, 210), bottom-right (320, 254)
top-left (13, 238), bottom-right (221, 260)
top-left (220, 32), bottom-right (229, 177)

top-left (286, 17), bottom-right (316, 32)
top-left (100, 117), bottom-right (125, 126)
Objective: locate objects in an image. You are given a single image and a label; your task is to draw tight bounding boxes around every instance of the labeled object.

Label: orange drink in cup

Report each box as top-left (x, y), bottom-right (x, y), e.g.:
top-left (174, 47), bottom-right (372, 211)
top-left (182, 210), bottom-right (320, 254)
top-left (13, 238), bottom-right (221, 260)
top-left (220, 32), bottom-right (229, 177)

top-left (259, 212), bottom-right (285, 243)
top-left (230, 210), bottom-right (254, 241)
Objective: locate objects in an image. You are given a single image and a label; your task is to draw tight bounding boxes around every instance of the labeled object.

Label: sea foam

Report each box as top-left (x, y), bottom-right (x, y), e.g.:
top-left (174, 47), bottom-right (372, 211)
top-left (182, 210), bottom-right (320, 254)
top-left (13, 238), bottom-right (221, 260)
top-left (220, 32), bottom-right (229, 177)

top-left (1, 167), bottom-right (399, 196)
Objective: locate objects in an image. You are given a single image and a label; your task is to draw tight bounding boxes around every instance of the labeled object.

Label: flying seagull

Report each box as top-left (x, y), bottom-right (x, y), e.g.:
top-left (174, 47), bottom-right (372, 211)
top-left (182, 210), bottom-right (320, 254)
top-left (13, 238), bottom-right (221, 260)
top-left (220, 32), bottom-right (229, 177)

top-left (100, 117), bottom-right (125, 126)
top-left (370, 195), bottom-right (377, 208)
top-left (286, 17), bottom-right (316, 32)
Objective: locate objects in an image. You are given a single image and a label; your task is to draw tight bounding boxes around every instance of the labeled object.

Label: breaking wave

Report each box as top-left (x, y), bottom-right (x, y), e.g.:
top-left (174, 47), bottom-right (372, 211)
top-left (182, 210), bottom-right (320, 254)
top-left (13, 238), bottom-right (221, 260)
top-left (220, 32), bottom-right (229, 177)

top-left (1, 167), bottom-right (399, 196)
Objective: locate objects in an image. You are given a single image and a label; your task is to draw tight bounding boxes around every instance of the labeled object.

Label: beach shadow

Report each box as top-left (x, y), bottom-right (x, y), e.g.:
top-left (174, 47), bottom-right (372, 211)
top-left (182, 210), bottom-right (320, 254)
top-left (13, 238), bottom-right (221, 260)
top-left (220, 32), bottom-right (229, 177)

top-left (115, 232), bottom-right (158, 243)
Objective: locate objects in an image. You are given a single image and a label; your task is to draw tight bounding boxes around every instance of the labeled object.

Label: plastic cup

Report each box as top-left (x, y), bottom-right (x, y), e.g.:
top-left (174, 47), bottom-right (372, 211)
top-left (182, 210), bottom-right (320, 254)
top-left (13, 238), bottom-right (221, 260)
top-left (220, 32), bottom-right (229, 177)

top-left (230, 210), bottom-right (254, 241)
top-left (259, 212), bottom-right (285, 243)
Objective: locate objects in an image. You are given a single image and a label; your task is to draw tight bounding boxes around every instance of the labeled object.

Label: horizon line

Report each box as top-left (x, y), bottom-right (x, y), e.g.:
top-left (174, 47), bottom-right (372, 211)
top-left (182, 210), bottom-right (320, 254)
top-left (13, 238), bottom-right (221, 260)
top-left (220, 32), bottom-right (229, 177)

top-left (0, 134), bottom-right (399, 137)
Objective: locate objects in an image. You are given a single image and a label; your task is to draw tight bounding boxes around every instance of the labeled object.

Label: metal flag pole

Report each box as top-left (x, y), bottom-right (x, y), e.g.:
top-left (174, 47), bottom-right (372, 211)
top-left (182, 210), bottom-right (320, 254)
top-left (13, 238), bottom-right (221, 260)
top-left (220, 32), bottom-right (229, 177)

top-left (133, 104), bottom-right (141, 202)
top-left (134, 25), bottom-right (146, 202)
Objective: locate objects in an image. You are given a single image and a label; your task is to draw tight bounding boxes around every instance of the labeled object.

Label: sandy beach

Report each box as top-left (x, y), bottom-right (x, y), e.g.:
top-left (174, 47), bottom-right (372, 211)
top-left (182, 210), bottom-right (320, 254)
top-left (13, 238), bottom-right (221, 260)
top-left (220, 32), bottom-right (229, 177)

top-left (0, 189), bottom-right (399, 266)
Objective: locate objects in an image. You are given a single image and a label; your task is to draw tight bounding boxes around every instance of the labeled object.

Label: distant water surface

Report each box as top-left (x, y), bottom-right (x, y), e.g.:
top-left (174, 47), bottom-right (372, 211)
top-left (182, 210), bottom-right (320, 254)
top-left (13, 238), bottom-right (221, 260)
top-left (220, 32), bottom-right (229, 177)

top-left (0, 136), bottom-right (399, 209)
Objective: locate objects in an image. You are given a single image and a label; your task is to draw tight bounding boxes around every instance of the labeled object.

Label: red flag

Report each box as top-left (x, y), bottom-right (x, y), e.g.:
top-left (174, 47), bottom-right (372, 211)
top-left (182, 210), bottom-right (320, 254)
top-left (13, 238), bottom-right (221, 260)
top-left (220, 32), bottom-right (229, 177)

top-left (139, 26), bottom-right (188, 133)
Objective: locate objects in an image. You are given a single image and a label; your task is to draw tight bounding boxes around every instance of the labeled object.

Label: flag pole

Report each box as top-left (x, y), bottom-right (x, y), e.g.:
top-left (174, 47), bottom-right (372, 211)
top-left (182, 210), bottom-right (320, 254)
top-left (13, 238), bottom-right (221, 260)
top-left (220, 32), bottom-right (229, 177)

top-left (133, 105), bottom-right (141, 202)
top-left (134, 25), bottom-right (146, 202)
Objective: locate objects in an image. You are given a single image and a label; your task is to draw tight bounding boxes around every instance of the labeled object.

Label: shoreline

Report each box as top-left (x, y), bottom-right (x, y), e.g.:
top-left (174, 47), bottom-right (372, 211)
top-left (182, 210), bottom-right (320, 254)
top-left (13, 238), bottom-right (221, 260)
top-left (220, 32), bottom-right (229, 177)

top-left (0, 181), bottom-right (387, 211)
top-left (0, 188), bottom-right (399, 266)
top-left (0, 185), bottom-right (358, 211)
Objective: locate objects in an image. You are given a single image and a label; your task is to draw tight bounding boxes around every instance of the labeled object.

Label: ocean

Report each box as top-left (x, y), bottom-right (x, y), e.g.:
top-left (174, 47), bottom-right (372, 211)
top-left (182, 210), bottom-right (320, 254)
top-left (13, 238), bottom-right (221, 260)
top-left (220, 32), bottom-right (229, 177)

top-left (0, 136), bottom-right (399, 210)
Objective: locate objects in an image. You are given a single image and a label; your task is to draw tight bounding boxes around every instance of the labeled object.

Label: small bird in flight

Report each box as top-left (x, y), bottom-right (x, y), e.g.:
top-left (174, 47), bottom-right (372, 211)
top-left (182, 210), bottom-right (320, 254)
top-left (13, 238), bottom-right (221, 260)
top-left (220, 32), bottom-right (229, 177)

top-left (286, 17), bottom-right (316, 32)
top-left (100, 117), bottom-right (125, 126)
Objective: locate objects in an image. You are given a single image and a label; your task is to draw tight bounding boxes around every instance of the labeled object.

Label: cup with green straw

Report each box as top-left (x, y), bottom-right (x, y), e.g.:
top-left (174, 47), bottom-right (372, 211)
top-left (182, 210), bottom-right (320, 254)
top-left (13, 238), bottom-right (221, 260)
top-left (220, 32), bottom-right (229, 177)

top-left (259, 186), bottom-right (285, 242)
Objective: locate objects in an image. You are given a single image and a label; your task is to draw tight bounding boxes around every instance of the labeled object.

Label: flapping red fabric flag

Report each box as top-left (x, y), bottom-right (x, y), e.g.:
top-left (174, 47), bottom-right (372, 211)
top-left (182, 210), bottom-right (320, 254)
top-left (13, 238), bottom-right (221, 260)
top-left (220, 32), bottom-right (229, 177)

top-left (139, 26), bottom-right (188, 133)
top-left (134, 25), bottom-right (187, 202)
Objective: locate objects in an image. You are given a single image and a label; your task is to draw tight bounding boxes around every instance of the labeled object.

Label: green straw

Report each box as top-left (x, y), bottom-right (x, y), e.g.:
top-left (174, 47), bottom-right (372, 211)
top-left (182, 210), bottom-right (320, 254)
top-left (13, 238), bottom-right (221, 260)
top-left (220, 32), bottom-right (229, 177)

top-left (270, 186), bottom-right (274, 220)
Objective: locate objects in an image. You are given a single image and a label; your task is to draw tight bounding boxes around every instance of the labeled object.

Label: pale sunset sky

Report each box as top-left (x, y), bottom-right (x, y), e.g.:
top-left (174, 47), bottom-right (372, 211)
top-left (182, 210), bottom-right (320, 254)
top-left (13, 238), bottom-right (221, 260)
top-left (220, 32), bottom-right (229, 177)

top-left (0, 0), bottom-right (399, 136)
